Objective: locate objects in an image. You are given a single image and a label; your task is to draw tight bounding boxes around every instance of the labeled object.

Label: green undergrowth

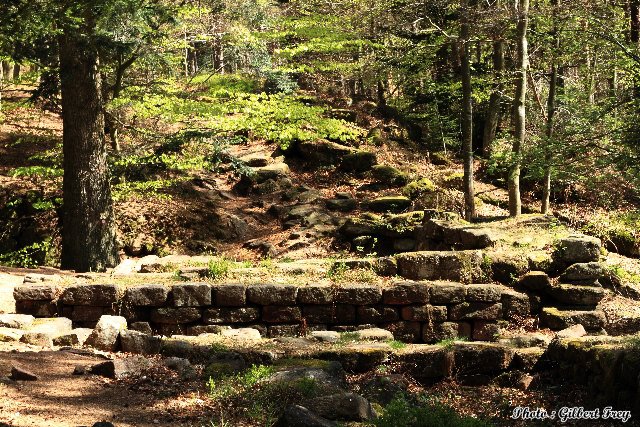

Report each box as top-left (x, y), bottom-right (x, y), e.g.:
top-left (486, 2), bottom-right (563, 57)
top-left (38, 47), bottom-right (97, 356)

top-left (112, 74), bottom-right (364, 150)
top-left (374, 395), bottom-right (493, 427)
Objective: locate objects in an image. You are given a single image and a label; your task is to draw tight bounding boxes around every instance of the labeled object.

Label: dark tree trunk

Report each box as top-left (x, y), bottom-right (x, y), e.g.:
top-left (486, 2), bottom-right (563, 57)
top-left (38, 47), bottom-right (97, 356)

top-left (12, 63), bottom-right (20, 80)
top-left (482, 38), bottom-right (504, 156)
top-left (460, 0), bottom-right (475, 221)
top-left (1, 61), bottom-right (10, 79)
top-left (59, 29), bottom-right (117, 272)
top-left (509, 0), bottom-right (529, 217)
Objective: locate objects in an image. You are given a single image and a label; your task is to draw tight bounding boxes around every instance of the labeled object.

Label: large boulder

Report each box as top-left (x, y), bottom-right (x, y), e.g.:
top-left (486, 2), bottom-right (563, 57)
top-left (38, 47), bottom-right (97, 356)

top-left (84, 315), bottom-right (128, 351)
top-left (339, 151), bottom-right (377, 173)
top-left (305, 392), bottom-right (376, 421)
top-left (120, 329), bottom-right (162, 355)
top-left (560, 262), bottom-right (604, 285)
top-left (365, 196), bottom-right (411, 213)
top-left (546, 284), bottom-right (605, 306)
top-left (371, 165), bottom-right (409, 187)
top-left (278, 405), bottom-right (337, 427)
top-left (295, 139), bottom-right (355, 165)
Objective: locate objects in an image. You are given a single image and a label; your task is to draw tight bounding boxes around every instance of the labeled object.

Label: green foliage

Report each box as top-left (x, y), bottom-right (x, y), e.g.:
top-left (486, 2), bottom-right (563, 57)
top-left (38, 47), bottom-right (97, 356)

top-left (374, 395), bottom-right (493, 427)
top-left (116, 75), bottom-right (363, 150)
top-left (403, 178), bottom-right (436, 199)
top-left (237, 364), bottom-right (274, 388)
top-left (0, 238), bottom-right (55, 268)
top-left (436, 337), bottom-right (467, 350)
top-left (386, 340), bottom-right (407, 350)
top-left (207, 257), bottom-right (233, 279)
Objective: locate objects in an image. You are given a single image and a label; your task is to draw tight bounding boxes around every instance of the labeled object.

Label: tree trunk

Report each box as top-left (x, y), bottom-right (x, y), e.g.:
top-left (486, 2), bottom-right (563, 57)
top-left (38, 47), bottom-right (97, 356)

top-left (12, 64), bottom-right (20, 80)
top-left (460, 0), bottom-right (475, 221)
top-left (59, 28), bottom-right (117, 272)
top-left (482, 38), bottom-right (504, 156)
top-left (509, 0), bottom-right (529, 217)
top-left (1, 61), bottom-right (10, 79)
top-left (542, 0), bottom-right (560, 215)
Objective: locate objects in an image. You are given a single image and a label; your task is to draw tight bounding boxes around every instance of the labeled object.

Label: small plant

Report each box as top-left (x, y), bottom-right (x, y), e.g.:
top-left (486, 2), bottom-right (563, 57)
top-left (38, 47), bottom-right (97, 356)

top-left (237, 365), bottom-right (274, 388)
top-left (387, 339), bottom-right (407, 350)
top-left (436, 336), bottom-right (467, 350)
top-left (207, 257), bottom-right (233, 280)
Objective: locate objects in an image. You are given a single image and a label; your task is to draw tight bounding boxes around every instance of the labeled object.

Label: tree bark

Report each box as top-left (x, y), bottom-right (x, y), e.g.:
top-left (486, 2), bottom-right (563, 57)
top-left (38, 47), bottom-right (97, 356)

top-left (59, 27), bottom-right (117, 272)
top-left (1, 61), bottom-right (10, 80)
top-left (460, 0), bottom-right (475, 221)
top-left (509, 0), bottom-right (529, 217)
top-left (482, 38), bottom-right (504, 156)
top-left (12, 63), bottom-right (20, 80)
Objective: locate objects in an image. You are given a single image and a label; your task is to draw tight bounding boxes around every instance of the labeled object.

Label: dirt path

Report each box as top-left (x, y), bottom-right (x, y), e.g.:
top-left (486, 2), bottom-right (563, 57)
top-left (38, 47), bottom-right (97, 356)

top-left (0, 349), bottom-right (209, 427)
top-left (0, 273), bottom-right (21, 314)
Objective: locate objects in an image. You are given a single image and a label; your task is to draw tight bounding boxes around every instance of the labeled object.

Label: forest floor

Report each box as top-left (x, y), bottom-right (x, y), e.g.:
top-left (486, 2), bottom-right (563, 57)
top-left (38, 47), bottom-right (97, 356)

top-left (0, 340), bottom-right (611, 427)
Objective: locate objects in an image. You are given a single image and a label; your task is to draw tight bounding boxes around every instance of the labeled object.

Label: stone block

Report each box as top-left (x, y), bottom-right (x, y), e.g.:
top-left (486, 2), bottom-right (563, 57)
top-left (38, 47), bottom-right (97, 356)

top-left (357, 306), bottom-right (399, 323)
top-left (381, 321), bottom-right (421, 343)
top-left (449, 302), bottom-right (502, 321)
top-left (84, 315), bottom-right (128, 352)
top-left (401, 305), bottom-right (447, 322)
top-left (429, 282), bottom-right (466, 304)
top-left (61, 284), bottom-right (118, 306)
top-left (382, 282), bottom-right (429, 304)
top-left (335, 286), bottom-right (382, 305)
top-left (547, 284), bottom-right (605, 306)
top-left (465, 284), bottom-right (503, 302)
top-left (13, 284), bottom-right (60, 301)
top-left (298, 286), bottom-right (334, 304)
top-left (247, 284), bottom-right (297, 305)
top-left (150, 307), bottom-right (201, 324)
top-left (203, 307), bottom-right (260, 324)
top-left (263, 306), bottom-right (302, 323)
top-left (303, 305), bottom-right (356, 324)
top-left (396, 251), bottom-right (482, 282)
top-left (172, 283), bottom-right (212, 307)
top-left (124, 284), bottom-right (169, 306)
top-left (553, 235), bottom-right (601, 264)
top-left (540, 307), bottom-right (606, 331)
top-left (212, 284), bottom-right (247, 306)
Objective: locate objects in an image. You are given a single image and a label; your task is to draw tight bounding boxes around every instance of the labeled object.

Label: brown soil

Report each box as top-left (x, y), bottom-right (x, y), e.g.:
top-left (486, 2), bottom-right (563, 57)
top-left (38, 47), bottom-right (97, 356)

top-left (0, 348), bottom-right (214, 427)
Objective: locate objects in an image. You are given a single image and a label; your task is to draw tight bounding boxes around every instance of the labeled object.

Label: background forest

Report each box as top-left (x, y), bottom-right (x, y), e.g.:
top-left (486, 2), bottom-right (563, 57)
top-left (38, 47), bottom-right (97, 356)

top-left (1, 0), bottom-right (640, 269)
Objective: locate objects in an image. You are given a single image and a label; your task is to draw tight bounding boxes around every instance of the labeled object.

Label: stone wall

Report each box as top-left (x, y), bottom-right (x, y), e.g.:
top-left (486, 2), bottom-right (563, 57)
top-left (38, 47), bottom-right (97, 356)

top-left (13, 281), bottom-right (534, 343)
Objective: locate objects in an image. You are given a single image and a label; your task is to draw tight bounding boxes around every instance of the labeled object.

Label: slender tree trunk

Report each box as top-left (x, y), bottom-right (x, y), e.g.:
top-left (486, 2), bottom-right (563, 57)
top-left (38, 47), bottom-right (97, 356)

top-left (631, 0), bottom-right (640, 98)
top-left (482, 37), bottom-right (504, 156)
top-left (461, 0), bottom-right (475, 221)
top-left (12, 64), bottom-right (20, 80)
top-left (59, 27), bottom-right (117, 272)
top-left (509, 0), bottom-right (529, 217)
top-left (542, 0), bottom-right (560, 215)
top-left (1, 61), bottom-right (10, 79)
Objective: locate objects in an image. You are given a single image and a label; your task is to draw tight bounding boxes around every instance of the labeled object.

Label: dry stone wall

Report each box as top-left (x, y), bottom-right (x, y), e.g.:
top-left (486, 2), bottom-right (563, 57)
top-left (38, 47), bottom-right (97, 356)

top-left (14, 280), bottom-right (533, 343)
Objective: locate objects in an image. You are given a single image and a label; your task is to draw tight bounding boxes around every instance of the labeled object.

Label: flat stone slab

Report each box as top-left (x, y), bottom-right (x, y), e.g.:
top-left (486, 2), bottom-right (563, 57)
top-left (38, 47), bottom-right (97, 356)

top-left (28, 317), bottom-right (73, 335)
top-left (540, 307), bottom-right (606, 331)
top-left (0, 314), bottom-right (35, 329)
top-left (547, 284), bottom-right (605, 306)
